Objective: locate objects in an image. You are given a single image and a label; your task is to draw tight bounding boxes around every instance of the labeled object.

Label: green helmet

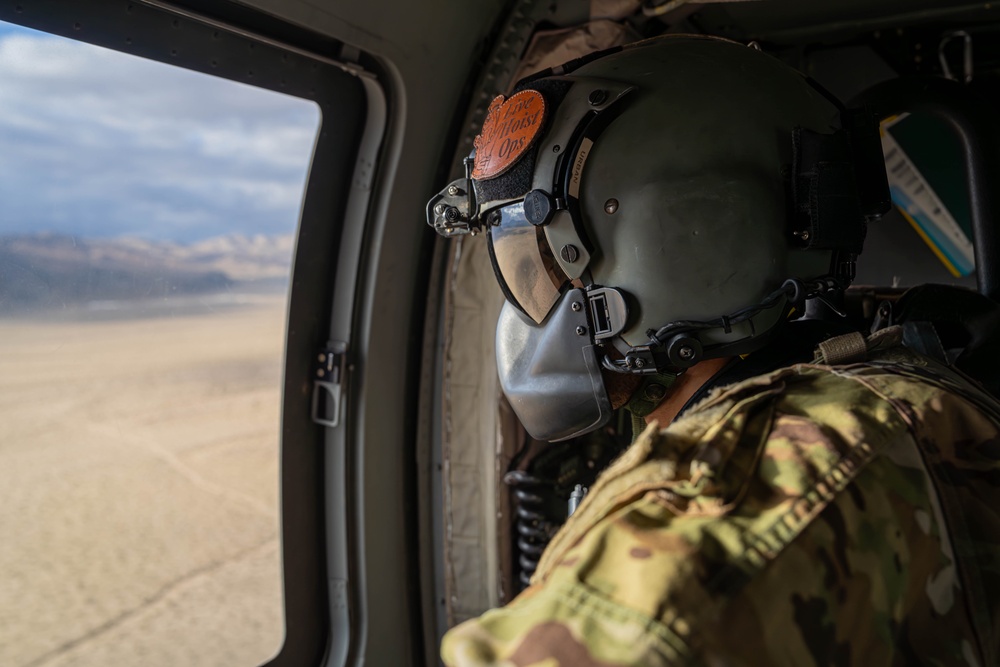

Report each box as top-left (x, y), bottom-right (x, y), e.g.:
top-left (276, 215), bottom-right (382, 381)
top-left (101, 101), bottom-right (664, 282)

top-left (427, 35), bottom-right (889, 441)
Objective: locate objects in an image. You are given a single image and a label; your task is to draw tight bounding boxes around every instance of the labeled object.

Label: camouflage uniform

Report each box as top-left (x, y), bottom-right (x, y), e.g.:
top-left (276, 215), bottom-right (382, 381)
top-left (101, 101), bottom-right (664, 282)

top-left (442, 339), bottom-right (1000, 666)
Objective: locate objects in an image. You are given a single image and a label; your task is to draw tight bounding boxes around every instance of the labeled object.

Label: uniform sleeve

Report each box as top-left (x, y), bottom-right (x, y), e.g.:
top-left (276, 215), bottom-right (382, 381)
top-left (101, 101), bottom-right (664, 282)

top-left (442, 364), bottom-right (998, 666)
top-left (441, 576), bottom-right (690, 667)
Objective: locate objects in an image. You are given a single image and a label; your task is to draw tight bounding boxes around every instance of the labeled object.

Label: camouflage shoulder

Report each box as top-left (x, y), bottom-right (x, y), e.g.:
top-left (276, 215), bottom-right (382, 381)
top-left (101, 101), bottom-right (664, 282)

top-left (522, 362), bottom-right (992, 665)
top-left (537, 363), bottom-right (901, 578)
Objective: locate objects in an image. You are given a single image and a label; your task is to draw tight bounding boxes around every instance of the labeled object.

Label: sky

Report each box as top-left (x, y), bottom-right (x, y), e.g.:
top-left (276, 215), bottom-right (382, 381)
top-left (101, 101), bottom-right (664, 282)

top-left (0, 21), bottom-right (321, 243)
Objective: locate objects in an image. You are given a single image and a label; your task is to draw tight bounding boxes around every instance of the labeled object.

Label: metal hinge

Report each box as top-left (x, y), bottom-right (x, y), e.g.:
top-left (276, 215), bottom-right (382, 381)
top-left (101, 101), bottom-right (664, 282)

top-left (312, 341), bottom-right (347, 427)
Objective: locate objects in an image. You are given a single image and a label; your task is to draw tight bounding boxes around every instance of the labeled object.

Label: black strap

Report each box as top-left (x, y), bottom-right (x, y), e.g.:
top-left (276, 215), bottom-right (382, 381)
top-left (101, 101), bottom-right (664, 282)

top-left (789, 108), bottom-right (890, 255)
top-left (790, 126), bottom-right (865, 253)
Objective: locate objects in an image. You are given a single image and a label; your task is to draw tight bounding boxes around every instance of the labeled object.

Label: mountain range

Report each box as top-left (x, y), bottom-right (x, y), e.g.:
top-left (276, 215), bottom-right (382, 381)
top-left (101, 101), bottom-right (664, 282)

top-left (0, 232), bottom-right (294, 312)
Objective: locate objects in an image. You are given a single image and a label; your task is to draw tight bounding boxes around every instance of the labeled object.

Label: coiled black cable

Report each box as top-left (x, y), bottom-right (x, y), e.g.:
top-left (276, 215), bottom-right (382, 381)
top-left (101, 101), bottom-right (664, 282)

top-left (503, 470), bottom-right (552, 587)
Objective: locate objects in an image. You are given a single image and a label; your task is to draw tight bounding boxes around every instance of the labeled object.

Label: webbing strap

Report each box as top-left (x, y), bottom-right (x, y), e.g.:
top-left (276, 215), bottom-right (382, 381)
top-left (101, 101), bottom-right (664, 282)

top-left (813, 326), bottom-right (905, 365)
top-left (814, 331), bottom-right (867, 364)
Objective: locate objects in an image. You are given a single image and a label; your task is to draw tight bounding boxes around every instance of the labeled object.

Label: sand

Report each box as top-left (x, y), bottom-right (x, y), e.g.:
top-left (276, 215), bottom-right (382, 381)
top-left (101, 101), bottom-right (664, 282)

top-left (0, 295), bottom-right (287, 666)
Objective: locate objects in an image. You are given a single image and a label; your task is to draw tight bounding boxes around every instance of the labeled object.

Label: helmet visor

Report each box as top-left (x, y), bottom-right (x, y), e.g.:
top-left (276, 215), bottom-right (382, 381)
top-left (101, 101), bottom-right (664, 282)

top-left (487, 201), bottom-right (570, 324)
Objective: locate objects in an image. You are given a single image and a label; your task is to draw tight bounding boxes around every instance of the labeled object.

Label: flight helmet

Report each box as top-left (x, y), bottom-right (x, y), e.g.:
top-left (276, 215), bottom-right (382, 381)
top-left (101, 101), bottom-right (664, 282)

top-left (427, 36), bottom-right (889, 441)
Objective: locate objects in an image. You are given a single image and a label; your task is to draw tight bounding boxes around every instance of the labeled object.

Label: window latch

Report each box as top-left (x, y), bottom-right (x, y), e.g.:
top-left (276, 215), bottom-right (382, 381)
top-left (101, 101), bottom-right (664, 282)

top-left (312, 341), bottom-right (347, 427)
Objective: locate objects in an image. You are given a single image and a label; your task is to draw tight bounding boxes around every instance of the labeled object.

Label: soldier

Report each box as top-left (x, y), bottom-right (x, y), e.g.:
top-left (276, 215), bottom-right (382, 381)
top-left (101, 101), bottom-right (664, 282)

top-left (427, 35), bottom-right (1000, 666)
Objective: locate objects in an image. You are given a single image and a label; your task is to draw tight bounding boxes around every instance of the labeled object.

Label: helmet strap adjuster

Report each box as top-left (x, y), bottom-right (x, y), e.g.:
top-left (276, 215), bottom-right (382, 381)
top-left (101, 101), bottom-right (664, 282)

top-left (605, 276), bottom-right (846, 376)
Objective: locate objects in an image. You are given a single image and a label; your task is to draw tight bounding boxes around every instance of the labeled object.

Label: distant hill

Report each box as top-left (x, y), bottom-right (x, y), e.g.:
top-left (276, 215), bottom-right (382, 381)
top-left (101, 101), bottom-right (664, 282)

top-left (0, 233), bottom-right (294, 312)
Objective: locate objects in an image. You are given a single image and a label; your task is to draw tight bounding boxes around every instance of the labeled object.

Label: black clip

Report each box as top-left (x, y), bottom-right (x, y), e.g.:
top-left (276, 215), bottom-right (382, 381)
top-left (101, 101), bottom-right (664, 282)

top-left (312, 343), bottom-right (347, 427)
top-left (623, 346), bottom-right (660, 375)
top-left (426, 156), bottom-right (482, 237)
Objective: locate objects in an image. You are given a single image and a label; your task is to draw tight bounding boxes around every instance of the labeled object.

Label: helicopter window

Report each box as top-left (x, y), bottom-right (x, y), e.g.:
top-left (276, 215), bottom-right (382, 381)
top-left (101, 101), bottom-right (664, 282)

top-left (0, 19), bottom-right (319, 666)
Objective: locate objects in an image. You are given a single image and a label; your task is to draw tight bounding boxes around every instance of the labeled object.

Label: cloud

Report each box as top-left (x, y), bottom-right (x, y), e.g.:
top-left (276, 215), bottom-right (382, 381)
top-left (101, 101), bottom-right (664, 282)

top-left (0, 23), bottom-right (320, 242)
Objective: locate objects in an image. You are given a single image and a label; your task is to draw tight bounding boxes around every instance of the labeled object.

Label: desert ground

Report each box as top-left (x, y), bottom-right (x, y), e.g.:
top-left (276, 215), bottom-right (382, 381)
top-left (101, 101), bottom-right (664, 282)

top-left (0, 294), bottom-right (287, 666)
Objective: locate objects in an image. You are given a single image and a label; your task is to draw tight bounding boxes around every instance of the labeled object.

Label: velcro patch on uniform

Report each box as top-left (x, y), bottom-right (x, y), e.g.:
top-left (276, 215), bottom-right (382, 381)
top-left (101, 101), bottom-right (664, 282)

top-left (472, 90), bottom-right (546, 180)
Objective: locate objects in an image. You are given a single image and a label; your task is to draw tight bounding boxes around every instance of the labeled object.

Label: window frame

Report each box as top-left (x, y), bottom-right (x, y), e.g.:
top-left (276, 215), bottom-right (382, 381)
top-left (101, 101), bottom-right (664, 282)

top-left (0, 1), bottom-right (381, 664)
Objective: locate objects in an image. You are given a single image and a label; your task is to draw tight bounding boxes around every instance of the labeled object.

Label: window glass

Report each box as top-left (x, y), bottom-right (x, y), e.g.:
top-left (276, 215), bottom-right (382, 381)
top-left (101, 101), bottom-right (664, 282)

top-left (0, 21), bottom-right (319, 666)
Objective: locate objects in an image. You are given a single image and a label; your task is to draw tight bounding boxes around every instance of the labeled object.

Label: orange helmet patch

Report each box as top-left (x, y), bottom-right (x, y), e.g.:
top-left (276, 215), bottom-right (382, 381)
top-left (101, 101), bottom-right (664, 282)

top-left (472, 90), bottom-right (547, 181)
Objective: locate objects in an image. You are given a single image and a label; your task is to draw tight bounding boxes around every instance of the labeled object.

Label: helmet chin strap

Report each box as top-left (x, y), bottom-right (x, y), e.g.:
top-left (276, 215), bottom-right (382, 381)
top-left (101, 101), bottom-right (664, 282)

top-left (602, 276), bottom-right (846, 376)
